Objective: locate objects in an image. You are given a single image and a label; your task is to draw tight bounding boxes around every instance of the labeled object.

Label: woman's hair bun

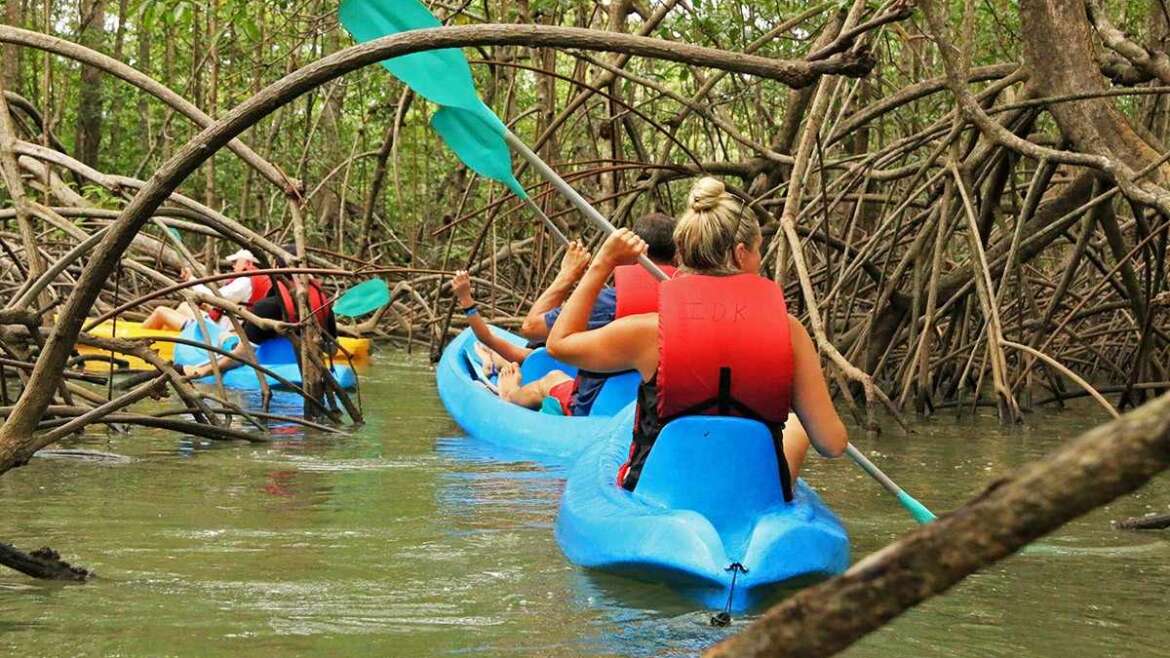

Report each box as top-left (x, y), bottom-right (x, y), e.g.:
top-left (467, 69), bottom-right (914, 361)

top-left (688, 176), bottom-right (725, 212)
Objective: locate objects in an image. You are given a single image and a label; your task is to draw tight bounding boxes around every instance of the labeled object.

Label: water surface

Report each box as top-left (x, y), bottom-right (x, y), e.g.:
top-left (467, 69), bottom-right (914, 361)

top-left (1, 353), bottom-right (1168, 656)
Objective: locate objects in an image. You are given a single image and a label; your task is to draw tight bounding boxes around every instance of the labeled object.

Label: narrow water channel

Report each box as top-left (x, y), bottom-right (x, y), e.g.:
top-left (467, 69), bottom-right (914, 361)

top-left (1, 354), bottom-right (1168, 656)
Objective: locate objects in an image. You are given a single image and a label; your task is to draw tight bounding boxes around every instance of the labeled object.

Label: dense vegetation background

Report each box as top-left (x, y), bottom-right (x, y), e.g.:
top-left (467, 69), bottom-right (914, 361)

top-left (1, 2), bottom-right (1170, 654)
top-left (6, 0), bottom-right (1168, 428)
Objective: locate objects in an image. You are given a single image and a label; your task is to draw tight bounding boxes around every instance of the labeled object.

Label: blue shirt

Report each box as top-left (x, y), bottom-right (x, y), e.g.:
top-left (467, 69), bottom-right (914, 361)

top-left (543, 287), bottom-right (620, 416)
top-left (543, 286), bottom-right (617, 330)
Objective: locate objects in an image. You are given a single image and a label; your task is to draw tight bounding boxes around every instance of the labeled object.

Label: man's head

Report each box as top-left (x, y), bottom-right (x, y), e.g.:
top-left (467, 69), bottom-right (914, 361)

top-left (631, 212), bottom-right (677, 264)
top-left (225, 248), bottom-right (258, 273)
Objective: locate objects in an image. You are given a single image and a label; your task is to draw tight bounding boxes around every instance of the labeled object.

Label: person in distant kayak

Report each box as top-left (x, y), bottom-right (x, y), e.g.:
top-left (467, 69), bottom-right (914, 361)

top-left (143, 248), bottom-right (273, 331)
top-left (547, 177), bottom-right (847, 494)
top-left (179, 274), bottom-right (337, 378)
top-left (519, 213), bottom-right (678, 416)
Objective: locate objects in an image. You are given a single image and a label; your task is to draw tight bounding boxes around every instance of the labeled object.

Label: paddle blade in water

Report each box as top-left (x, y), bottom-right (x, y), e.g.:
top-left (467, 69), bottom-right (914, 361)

top-left (897, 490), bottom-right (938, 524)
top-left (432, 105), bottom-right (526, 199)
top-left (338, 0), bottom-right (480, 111)
top-left (334, 278), bottom-right (391, 317)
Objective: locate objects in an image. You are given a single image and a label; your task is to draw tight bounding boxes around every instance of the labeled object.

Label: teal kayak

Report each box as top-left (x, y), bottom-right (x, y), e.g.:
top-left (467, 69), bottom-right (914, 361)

top-left (173, 322), bottom-right (356, 390)
top-left (556, 408), bottom-right (850, 611)
top-left (436, 326), bottom-right (639, 460)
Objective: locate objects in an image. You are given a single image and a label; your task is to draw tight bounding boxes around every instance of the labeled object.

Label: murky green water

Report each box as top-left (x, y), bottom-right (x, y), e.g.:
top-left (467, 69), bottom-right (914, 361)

top-left (2, 353), bottom-right (1168, 657)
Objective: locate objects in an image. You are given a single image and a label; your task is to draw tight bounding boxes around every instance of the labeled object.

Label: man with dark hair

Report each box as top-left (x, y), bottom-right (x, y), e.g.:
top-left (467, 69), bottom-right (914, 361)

top-left (633, 212), bottom-right (677, 264)
top-left (520, 213), bottom-right (676, 342)
top-left (519, 212), bottom-right (677, 416)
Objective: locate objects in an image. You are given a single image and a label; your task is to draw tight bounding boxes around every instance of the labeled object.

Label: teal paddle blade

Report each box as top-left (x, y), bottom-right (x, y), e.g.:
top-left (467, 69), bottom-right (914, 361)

top-left (896, 489), bottom-right (938, 524)
top-left (432, 105), bottom-right (526, 198)
top-left (333, 278), bottom-right (391, 317)
top-left (340, 0), bottom-right (526, 198)
top-left (339, 0), bottom-right (480, 111)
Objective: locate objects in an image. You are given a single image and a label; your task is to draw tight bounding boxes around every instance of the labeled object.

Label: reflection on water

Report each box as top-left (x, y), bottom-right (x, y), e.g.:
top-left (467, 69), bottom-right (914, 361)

top-left (1, 353), bottom-right (1168, 657)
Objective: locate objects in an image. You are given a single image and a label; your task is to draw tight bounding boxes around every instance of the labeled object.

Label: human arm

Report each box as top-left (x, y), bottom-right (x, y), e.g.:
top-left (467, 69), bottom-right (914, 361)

top-left (452, 271), bottom-right (531, 364)
top-left (546, 230), bottom-right (658, 378)
top-left (519, 240), bottom-right (591, 340)
top-left (787, 315), bottom-right (847, 458)
top-left (215, 276), bottom-right (253, 304)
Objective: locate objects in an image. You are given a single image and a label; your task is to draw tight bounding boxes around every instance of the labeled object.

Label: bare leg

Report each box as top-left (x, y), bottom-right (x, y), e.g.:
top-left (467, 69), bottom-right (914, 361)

top-left (783, 412), bottom-right (812, 482)
top-left (473, 342), bottom-right (510, 376)
top-left (501, 368), bottom-right (572, 410)
top-left (143, 306), bottom-right (194, 331)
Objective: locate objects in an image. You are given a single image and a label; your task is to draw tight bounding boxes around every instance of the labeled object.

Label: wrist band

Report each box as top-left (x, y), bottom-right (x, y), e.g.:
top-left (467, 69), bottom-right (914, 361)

top-left (462, 305), bottom-right (479, 317)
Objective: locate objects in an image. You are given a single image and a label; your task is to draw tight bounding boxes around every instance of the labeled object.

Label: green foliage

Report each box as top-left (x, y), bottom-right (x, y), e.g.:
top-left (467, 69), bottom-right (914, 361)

top-left (3, 0), bottom-right (1156, 263)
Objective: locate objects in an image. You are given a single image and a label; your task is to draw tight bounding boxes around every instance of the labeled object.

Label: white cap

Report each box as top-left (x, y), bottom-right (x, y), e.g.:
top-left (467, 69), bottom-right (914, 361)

top-left (225, 248), bottom-right (257, 263)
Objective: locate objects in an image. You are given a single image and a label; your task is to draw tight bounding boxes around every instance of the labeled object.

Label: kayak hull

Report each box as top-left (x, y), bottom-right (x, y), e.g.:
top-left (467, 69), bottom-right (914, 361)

top-left (196, 361), bottom-right (356, 390)
top-left (77, 320), bottom-right (370, 371)
top-left (174, 323), bottom-right (357, 390)
top-left (436, 327), bottom-right (639, 460)
top-left (556, 410), bottom-right (850, 611)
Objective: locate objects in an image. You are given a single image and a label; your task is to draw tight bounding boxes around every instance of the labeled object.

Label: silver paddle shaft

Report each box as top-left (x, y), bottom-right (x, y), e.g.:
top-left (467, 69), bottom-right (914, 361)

top-left (845, 444), bottom-right (903, 496)
top-left (504, 129), bottom-right (669, 282)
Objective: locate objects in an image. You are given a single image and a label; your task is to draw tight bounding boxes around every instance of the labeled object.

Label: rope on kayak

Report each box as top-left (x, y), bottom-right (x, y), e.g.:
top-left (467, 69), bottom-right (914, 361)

top-left (710, 562), bottom-right (748, 627)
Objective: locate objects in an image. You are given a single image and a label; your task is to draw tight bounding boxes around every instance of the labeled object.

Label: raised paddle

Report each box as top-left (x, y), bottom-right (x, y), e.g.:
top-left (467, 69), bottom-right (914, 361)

top-left (341, 0), bottom-right (936, 521)
top-left (333, 278), bottom-right (391, 318)
top-left (338, 0), bottom-right (667, 281)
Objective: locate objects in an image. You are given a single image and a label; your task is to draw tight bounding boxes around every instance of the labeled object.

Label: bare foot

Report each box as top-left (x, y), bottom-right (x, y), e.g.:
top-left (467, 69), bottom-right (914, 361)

top-left (179, 363), bottom-right (210, 378)
top-left (496, 362), bottom-right (522, 401)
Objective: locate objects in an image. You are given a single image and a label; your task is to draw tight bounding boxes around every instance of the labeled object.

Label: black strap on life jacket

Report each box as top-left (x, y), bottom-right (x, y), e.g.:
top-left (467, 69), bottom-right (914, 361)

top-left (661, 366), bottom-right (794, 502)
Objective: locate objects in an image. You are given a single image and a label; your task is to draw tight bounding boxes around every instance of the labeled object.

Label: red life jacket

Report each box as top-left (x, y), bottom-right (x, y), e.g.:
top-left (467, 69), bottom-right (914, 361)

top-left (208, 264), bottom-right (272, 322)
top-left (243, 263), bottom-right (272, 305)
top-left (276, 279), bottom-right (332, 327)
top-left (657, 273), bottom-right (793, 424)
top-left (620, 273), bottom-right (796, 499)
top-left (614, 264), bottom-right (677, 318)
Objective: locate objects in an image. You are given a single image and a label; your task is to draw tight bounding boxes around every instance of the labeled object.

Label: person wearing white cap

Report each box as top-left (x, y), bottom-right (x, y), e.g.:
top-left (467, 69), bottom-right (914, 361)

top-left (142, 247), bottom-right (273, 331)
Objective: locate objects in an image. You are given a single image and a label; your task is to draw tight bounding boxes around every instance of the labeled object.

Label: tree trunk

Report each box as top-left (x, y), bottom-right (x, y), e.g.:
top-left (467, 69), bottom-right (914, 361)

top-left (75, 0), bottom-right (107, 167)
top-left (1021, 0), bottom-right (1170, 186)
top-left (2, 0), bottom-right (21, 92)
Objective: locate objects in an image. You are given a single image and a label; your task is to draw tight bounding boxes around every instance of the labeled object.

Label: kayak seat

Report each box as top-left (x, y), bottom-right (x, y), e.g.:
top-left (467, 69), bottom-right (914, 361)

top-left (173, 321), bottom-right (223, 366)
top-left (518, 347), bottom-right (578, 384)
top-left (635, 416), bottom-right (785, 549)
top-left (256, 337), bottom-right (297, 365)
top-left (589, 371), bottom-right (641, 416)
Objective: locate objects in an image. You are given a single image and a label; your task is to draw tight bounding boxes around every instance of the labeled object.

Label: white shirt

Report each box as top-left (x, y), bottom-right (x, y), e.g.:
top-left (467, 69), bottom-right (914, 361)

top-left (192, 275), bottom-right (253, 305)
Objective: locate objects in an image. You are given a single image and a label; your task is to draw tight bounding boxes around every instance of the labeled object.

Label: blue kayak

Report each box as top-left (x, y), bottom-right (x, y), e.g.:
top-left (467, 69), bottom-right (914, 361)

top-left (173, 322), bottom-right (356, 390)
top-left (556, 409), bottom-right (850, 611)
top-left (436, 327), bottom-right (640, 460)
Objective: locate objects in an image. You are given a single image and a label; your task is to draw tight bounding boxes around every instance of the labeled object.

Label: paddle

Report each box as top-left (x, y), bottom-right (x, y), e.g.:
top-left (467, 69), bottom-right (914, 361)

top-left (845, 444), bottom-right (937, 524)
top-left (338, 0), bottom-right (666, 281)
top-left (341, 0), bottom-right (937, 522)
top-left (333, 278), bottom-right (391, 318)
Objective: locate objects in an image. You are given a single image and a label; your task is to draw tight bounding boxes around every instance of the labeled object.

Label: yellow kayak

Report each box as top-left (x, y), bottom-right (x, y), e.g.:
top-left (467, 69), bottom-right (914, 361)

top-left (76, 320), bottom-right (371, 371)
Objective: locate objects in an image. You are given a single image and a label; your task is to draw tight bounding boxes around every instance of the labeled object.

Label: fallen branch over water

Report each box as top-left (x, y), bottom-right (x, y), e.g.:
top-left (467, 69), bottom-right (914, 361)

top-left (0, 543), bottom-right (90, 581)
top-left (706, 391), bottom-right (1170, 658)
top-left (1115, 512), bottom-right (1170, 530)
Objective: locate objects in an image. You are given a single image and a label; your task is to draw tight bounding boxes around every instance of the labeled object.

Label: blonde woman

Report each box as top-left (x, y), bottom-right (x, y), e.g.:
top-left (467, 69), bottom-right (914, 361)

top-left (547, 177), bottom-right (847, 496)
